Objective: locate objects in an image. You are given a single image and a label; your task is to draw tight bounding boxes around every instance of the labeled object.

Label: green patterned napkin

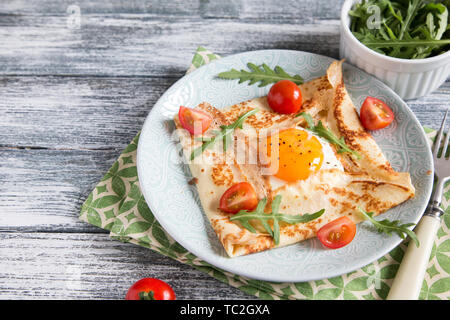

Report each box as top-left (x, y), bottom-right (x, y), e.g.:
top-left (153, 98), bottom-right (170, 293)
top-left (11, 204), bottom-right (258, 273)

top-left (80, 47), bottom-right (450, 300)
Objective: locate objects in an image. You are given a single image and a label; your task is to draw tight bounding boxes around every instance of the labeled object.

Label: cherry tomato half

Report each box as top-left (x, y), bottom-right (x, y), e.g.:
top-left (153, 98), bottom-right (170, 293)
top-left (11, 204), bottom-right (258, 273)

top-left (178, 106), bottom-right (212, 135)
top-left (219, 182), bottom-right (258, 214)
top-left (359, 97), bottom-right (394, 131)
top-left (125, 278), bottom-right (176, 300)
top-left (267, 80), bottom-right (303, 114)
top-left (317, 216), bottom-right (356, 249)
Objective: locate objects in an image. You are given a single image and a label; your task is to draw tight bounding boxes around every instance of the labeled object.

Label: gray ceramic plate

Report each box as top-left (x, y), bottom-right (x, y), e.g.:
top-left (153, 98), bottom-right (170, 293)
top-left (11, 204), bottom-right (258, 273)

top-left (137, 50), bottom-right (433, 282)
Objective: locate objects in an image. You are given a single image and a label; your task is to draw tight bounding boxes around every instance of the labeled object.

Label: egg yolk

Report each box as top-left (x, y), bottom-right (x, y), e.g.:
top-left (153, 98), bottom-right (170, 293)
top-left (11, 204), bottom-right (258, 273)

top-left (266, 128), bottom-right (324, 182)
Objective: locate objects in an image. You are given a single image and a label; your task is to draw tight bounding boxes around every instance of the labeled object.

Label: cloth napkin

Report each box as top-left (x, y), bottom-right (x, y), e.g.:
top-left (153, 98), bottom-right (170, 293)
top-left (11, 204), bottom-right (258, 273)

top-left (80, 47), bottom-right (450, 300)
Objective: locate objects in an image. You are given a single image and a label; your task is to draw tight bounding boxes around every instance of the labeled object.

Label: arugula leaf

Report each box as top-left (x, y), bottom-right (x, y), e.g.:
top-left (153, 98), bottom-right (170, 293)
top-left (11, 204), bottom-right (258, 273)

top-left (297, 111), bottom-right (315, 128)
top-left (296, 112), bottom-right (361, 159)
top-left (424, 3), bottom-right (448, 39)
top-left (217, 63), bottom-right (304, 87)
top-left (398, 0), bottom-right (424, 40)
top-left (230, 195), bottom-right (325, 245)
top-left (190, 108), bottom-right (259, 160)
top-left (358, 207), bottom-right (420, 247)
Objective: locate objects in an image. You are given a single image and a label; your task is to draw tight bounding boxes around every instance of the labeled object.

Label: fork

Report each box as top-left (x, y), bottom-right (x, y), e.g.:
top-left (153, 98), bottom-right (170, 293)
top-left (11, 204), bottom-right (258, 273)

top-left (387, 109), bottom-right (449, 300)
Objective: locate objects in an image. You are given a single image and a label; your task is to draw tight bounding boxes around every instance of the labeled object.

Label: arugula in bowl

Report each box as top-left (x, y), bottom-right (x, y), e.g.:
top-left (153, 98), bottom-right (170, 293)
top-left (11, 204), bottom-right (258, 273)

top-left (349, 0), bottom-right (450, 59)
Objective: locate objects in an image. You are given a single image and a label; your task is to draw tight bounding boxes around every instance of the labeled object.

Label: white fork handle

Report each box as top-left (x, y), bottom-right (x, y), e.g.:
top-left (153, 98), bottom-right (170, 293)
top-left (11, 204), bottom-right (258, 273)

top-left (387, 215), bottom-right (441, 300)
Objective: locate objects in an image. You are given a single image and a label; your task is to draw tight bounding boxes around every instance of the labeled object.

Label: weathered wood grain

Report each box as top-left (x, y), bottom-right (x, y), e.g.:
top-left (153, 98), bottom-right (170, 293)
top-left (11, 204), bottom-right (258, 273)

top-left (0, 18), bottom-right (340, 76)
top-left (0, 232), bottom-right (252, 299)
top-left (0, 76), bottom-right (176, 149)
top-left (0, 148), bottom-right (122, 232)
top-left (0, 0), bottom-right (343, 20)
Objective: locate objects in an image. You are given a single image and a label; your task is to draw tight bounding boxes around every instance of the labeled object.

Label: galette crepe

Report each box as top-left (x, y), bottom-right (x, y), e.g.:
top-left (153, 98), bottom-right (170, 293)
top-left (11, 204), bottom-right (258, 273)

top-left (174, 60), bottom-right (415, 258)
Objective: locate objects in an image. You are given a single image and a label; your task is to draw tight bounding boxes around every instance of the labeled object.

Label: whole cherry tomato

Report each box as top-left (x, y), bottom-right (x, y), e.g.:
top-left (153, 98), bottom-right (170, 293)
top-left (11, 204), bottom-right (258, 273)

top-left (267, 80), bottom-right (303, 114)
top-left (125, 278), bottom-right (176, 300)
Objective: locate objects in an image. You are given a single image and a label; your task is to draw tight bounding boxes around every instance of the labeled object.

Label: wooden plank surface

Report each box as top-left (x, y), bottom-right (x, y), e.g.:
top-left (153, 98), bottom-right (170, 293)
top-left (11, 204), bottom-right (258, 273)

top-left (0, 232), bottom-right (252, 299)
top-left (0, 18), bottom-right (340, 76)
top-left (0, 0), bottom-right (448, 300)
top-left (0, 148), bottom-right (117, 232)
top-left (0, 0), bottom-right (342, 76)
top-left (0, 76), bottom-right (176, 149)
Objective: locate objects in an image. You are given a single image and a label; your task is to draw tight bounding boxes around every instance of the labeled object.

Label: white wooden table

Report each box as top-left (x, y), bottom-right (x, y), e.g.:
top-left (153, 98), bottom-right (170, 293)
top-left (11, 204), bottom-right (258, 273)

top-left (1, 0), bottom-right (448, 299)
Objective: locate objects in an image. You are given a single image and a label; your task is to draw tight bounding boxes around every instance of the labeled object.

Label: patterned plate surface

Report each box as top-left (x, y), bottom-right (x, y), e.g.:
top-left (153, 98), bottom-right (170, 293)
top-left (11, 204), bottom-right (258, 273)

top-left (137, 50), bottom-right (433, 282)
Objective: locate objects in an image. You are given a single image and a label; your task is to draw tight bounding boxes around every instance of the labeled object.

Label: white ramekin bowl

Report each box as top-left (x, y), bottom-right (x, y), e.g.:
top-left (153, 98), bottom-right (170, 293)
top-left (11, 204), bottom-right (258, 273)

top-left (340, 0), bottom-right (450, 100)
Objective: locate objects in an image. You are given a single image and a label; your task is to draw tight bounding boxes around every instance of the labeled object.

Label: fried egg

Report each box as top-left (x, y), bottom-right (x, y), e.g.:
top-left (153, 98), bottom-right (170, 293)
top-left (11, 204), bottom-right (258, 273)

top-left (265, 126), bottom-right (343, 190)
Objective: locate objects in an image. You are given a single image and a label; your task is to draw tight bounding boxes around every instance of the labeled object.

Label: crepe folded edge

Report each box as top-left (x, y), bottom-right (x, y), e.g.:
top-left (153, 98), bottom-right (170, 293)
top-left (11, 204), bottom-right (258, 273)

top-left (326, 60), bottom-right (404, 182)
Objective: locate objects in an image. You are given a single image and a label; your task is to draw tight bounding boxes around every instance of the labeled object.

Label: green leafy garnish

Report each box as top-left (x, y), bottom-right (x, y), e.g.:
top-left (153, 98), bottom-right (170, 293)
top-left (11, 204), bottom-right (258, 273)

top-left (349, 0), bottom-right (450, 59)
top-left (296, 112), bottom-right (361, 159)
top-left (217, 63), bottom-right (304, 87)
top-left (229, 195), bottom-right (325, 245)
top-left (190, 108), bottom-right (259, 160)
top-left (358, 207), bottom-right (420, 247)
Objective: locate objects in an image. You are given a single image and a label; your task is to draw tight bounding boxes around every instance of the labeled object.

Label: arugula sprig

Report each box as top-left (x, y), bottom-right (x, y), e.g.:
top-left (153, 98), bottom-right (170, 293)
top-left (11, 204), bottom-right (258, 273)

top-left (190, 108), bottom-right (259, 160)
top-left (296, 112), bottom-right (361, 159)
top-left (217, 63), bottom-right (304, 87)
top-left (229, 195), bottom-right (325, 245)
top-left (349, 0), bottom-right (450, 59)
top-left (358, 207), bottom-right (420, 247)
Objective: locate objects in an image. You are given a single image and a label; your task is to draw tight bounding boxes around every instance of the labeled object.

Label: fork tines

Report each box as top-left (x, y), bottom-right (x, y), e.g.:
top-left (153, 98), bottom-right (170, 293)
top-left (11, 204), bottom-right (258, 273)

top-left (434, 108), bottom-right (449, 159)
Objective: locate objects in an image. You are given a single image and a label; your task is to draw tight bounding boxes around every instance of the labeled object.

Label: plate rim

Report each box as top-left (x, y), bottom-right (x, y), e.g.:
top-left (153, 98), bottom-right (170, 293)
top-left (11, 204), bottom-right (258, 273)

top-left (137, 49), bottom-right (434, 282)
